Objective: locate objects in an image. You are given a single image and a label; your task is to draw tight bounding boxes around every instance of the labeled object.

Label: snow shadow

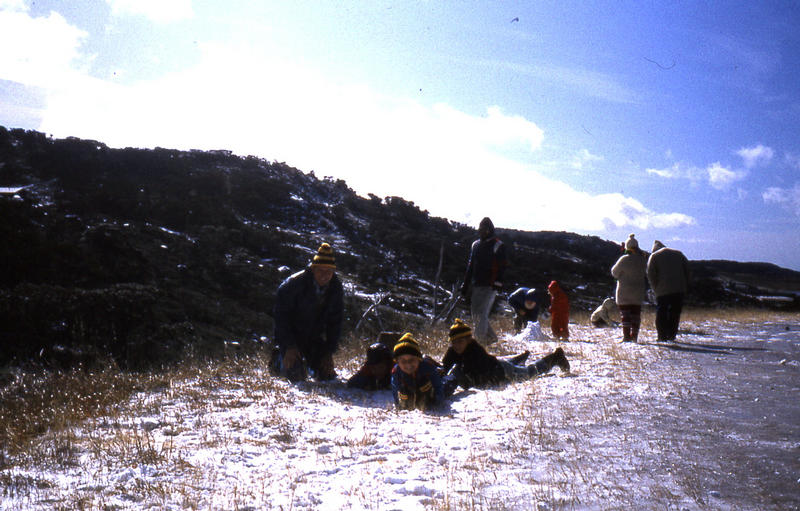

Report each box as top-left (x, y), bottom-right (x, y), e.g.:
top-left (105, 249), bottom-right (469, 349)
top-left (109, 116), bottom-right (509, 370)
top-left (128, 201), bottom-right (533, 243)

top-left (644, 340), bottom-right (768, 355)
top-left (306, 380), bottom-right (482, 416)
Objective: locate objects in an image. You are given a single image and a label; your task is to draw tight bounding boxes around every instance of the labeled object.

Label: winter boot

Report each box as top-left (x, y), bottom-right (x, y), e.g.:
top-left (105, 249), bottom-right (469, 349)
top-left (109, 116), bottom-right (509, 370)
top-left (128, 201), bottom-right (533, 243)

top-left (552, 347), bottom-right (570, 372)
top-left (508, 350), bottom-right (530, 366)
top-left (528, 355), bottom-right (552, 377)
top-left (527, 347), bottom-right (570, 376)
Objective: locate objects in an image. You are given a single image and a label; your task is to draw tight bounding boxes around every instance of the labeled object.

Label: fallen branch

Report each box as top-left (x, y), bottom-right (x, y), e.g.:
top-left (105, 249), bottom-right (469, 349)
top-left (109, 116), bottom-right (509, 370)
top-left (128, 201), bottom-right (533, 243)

top-left (354, 293), bottom-right (388, 332)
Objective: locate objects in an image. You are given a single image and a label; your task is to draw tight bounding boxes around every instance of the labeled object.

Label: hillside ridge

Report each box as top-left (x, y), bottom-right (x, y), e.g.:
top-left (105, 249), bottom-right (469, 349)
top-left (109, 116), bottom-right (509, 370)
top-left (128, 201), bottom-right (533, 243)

top-left (1, 126), bottom-right (798, 369)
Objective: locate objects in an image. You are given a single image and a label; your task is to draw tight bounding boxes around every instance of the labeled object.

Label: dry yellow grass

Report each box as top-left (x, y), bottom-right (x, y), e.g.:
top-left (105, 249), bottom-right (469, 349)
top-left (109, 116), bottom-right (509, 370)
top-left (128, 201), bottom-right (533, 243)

top-left (0, 306), bottom-right (794, 510)
top-left (2, 306), bottom-right (780, 459)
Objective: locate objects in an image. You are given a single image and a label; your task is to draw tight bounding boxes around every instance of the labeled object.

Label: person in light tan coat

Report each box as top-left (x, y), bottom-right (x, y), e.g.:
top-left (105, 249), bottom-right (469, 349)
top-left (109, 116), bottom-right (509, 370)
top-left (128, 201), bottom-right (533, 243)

top-left (647, 240), bottom-right (690, 342)
top-left (611, 234), bottom-right (647, 342)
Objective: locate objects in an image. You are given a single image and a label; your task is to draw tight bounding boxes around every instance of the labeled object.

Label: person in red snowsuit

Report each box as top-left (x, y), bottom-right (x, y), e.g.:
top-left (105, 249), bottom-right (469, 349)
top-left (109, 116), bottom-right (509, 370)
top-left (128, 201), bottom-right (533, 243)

top-left (547, 280), bottom-right (569, 340)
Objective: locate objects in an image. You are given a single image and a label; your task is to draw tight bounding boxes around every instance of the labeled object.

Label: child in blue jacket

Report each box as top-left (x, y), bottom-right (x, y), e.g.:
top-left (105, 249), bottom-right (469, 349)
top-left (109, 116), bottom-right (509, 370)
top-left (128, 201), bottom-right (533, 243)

top-left (390, 333), bottom-right (445, 411)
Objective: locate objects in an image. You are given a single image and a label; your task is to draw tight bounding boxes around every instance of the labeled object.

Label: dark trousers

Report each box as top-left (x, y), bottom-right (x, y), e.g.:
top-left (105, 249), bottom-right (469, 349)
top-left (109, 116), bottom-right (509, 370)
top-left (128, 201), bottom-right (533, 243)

top-left (618, 304), bottom-right (641, 341)
top-left (656, 293), bottom-right (684, 341)
top-left (270, 340), bottom-right (333, 381)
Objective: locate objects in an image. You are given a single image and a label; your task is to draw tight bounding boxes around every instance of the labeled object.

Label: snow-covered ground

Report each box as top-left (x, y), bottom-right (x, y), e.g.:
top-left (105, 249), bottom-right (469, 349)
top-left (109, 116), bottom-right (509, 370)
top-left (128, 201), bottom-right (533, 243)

top-left (2, 316), bottom-right (798, 510)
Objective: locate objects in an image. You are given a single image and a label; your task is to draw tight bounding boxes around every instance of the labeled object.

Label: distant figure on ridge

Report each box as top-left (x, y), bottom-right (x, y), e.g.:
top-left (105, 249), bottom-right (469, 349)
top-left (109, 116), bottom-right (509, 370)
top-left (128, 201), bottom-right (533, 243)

top-left (647, 240), bottom-right (690, 342)
top-left (271, 243), bottom-right (343, 382)
top-left (460, 217), bottom-right (508, 345)
top-left (547, 280), bottom-right (570, 339)
top-left (611, 234), bottom-right (647, 342)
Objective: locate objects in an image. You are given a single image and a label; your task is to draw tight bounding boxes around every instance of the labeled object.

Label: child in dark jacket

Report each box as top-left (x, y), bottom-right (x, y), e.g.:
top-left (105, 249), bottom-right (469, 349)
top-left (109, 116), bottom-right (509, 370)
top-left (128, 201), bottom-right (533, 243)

top-left (507, 287), bottom-right (542, 333)
top-left (346, 332), bottom-right (403, 391)
top-left (346, 342), bottom-right (393, 390)
top-left (547, 280), bottom-right (570, 340)
top-left (390, 333), bottom-right (445, 411)
top-left (441, 319), bottom-right (570, 390)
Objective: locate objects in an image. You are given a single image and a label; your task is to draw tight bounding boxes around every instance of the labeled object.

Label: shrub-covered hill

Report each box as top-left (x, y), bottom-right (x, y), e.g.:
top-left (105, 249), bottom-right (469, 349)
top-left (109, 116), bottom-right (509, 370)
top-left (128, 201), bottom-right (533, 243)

top-left (1, 127), bottom-right (798, 370)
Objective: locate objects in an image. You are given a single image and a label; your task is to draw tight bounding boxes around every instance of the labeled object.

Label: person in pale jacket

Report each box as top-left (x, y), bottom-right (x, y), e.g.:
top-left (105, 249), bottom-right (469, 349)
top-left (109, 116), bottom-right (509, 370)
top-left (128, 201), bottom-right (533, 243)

top-left (591, 297), bottom-right (619, 327)
top-left (610, 234), bottom-right (647, 342)
top-left (647, 240), bottom-right (690, 342)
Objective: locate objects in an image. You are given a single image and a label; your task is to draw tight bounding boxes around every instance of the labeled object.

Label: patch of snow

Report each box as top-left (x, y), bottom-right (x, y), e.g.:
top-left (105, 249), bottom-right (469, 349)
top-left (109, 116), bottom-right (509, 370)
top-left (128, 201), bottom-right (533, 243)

top-left (3, 319), bottom-right (798, 510)
top-left (158, 226), bottom-right (197, 243)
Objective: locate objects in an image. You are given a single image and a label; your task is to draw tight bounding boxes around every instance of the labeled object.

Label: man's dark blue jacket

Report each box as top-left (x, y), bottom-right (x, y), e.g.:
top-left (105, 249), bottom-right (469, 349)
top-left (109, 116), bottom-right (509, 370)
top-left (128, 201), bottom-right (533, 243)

top-left (273, 269), bottom-right (344, 359)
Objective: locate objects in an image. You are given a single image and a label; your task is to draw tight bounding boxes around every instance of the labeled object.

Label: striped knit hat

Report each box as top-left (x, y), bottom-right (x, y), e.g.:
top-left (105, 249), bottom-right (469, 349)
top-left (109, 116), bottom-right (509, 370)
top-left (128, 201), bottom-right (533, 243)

top-left (449, 318), bottom-right (473, 343)
top-left (310, 243), bottom-right (336, 269)
top-left (393, 333), bottom-right (422, 359)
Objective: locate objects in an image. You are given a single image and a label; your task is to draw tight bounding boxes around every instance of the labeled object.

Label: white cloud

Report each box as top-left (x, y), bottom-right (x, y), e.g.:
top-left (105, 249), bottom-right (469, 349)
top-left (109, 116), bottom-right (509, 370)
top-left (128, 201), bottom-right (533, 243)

top-left (763, 184), bottom-right (800, 216)
top-left (106, 0), bottom-right (193, 23)
top-left (646, 163), bottom-right (680, 179)
top-left (645, 162), bottom-right (703, 181)
top-left (736, 144), bottom-right (774, 168)
top-left (590, 194), bottom-right (695, 231)
top-left (483, 60), bottom-right (641, 105)
top-left (649, 160), bottom-right (750, 191)
top-left (0, 0), bottom-right (27, 11)
top-left (0, 8), bottom-right (89, 88)
top-left (707, 162), bottom-right (747, 190)
top-left (570, 148), bottom-right (603, 170)
top-left (21, 34), bottom-right (692, 234)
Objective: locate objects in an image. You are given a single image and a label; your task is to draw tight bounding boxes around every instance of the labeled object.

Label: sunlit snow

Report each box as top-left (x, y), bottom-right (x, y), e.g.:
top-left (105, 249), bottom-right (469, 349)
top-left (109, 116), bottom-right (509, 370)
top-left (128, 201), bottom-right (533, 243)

top-left (2, 318), bottom-right (798, 510)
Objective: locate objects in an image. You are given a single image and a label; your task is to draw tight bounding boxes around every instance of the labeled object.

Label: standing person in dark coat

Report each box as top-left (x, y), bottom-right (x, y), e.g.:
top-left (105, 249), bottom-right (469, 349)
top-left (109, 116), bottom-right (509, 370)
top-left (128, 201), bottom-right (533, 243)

top-left (647, 240), bottom-right (690, 342)
top-left (441, 319), bottom-right (569, 391)
top-left (460, 217), bottom-right (508, 345)
top-left (507, 287), bottom-right (541, 333)
top-left (272, 243), bottom-right (344, 382)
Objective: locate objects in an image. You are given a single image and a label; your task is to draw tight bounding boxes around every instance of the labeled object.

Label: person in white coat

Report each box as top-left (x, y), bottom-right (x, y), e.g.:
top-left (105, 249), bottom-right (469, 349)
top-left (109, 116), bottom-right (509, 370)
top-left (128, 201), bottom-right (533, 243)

top-left (610, 234), bottom-right (647, 342)
top-left (591, 297), bottom-right (618, 327)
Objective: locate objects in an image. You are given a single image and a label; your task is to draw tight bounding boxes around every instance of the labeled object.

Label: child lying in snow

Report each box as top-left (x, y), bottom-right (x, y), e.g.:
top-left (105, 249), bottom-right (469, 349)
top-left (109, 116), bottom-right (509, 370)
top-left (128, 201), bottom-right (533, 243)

top-left (346, 332), bottom-right (401, 391)
top-left (442, 319), bottom-right (570, 390)
top-left (390, 333), bottom-right (445, 411)
top-left (359, 322), bottom-right (569, 411)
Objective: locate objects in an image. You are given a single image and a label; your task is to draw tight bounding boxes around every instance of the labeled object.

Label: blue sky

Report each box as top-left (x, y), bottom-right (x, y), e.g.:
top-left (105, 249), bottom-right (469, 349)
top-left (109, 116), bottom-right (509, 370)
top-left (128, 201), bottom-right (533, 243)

top-left (2, 1), bottom-right (799, 270)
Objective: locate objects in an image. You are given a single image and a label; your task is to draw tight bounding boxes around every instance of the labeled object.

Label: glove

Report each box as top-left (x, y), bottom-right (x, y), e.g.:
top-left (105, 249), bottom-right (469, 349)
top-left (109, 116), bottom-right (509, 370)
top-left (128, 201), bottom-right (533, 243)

top-left (396, 392), bottom-right (415, 411)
